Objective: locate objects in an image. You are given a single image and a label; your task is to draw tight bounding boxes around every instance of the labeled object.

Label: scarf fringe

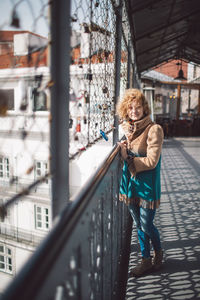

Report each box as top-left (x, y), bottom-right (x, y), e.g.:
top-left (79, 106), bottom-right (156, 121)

top-left (119, 193), bottom-right (160, 209)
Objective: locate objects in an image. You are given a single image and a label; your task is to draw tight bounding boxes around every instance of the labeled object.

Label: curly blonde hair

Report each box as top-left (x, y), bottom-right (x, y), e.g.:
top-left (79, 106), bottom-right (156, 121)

top-left (116, 88), bottom-right (150, 121)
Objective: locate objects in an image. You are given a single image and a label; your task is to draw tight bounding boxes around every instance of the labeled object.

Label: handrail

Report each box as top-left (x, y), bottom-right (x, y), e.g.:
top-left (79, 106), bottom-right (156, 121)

top-left (1, 143), bottom-right (131, 300)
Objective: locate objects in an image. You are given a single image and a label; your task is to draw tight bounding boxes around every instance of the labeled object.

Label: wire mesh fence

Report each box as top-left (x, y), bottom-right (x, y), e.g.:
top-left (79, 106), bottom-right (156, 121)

top-left (69, 0), bottom-right (136, 157)
top-left (0, 0), bottom-right (135, 274)
top-left (0, 0), bottom-right (136, 206)
top-left (70, 0), bottom-right (117, 156)
top-left (0, 0), bottom-right (136, 292)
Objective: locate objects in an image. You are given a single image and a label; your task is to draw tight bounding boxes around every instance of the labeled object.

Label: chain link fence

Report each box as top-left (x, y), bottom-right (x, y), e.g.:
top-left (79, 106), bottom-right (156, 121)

top-left (70, 0), bottom-right (117, 156)
top-left (0, 0), bottom-right (137, 214)
top-left (0, 0), bottom-right (136, 206)
top-left (0, 0), bottom-right (136, 267)
top-left (0, 0), bottom-right (137, 292)
top-left (69, 0), bottom-right (137, 157)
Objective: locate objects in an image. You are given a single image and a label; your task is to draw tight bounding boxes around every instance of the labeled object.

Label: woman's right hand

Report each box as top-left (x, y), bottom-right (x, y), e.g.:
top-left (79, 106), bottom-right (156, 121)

top-left (117, 140), bottom-right (128, 160)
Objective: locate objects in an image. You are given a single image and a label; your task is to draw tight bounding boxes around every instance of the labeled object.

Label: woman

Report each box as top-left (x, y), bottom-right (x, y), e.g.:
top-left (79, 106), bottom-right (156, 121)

top-left (117, 88), bottom-right (164, 277)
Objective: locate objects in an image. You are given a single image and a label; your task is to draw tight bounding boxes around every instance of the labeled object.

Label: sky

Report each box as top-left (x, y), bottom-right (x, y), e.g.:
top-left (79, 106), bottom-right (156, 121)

top-left (0, 0), bottom-right (49, 37)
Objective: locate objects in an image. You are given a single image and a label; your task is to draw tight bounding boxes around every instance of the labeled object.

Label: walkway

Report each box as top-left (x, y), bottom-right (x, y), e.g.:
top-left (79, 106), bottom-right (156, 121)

top-left (126, 138), bottom-right (200, 300)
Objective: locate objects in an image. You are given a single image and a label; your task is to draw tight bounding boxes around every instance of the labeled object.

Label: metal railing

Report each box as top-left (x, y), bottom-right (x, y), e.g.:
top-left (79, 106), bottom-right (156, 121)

top-left (0, 223), bottom-right (46, 247)
top-left (1, 144), bottom-right (132, 300)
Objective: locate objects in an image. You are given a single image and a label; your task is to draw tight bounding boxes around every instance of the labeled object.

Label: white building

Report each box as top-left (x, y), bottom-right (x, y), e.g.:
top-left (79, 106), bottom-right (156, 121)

top-left (0, 31), bottom-right (51, 293)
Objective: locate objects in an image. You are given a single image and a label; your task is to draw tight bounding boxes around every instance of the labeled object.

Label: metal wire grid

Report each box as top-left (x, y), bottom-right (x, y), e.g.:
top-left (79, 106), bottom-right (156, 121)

top-left (0, 0), bottom-right (135, 215)
top-left (0, 1), bottom-right (51, 221)
top-left (0, 0), bottom-right (136, 288)
top-left (69, 0), bottom-right (134, 157)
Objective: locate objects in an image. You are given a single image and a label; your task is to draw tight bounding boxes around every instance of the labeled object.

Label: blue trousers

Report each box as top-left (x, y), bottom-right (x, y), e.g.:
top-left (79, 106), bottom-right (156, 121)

top-left (129, 203), bottom-right (161, 258)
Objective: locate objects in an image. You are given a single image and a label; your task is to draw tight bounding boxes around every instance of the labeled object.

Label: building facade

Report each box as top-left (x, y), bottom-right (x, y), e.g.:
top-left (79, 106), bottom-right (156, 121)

top-left (0, 31), bottom-right (51, 292)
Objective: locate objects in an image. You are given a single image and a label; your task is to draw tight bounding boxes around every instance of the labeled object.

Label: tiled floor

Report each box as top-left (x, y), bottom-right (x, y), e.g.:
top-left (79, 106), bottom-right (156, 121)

top-left (126, 138), bottom-right (200, 300)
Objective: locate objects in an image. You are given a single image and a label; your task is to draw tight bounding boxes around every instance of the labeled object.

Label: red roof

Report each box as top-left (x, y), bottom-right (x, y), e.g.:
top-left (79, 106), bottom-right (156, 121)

top-left (154, 60), bottom-right (188, 79)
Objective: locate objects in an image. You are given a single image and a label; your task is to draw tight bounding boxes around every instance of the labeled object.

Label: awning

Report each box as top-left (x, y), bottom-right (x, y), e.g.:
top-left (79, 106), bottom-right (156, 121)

top-left (126, 0), bottom-right (200, 73)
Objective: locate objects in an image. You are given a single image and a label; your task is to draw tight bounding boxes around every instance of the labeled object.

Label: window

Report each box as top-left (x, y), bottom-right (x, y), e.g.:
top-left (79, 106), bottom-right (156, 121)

top-left (35, 161), bottom-right (48, 183)
top-left (0, 156), bottom-right (10, 178)
top-left (0, 244), bottom-right (13, 274)
top-left (0, 89), bottom-right (14, 111)
top-left (32, 88), bottom-right (47, 111)
top-left (35, 205), bottom-right (50, 230)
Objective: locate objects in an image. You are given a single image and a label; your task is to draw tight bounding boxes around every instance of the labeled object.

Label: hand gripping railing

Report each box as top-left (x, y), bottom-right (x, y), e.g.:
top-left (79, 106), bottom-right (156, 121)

top-left (1, 144), bottom-right (132, 300)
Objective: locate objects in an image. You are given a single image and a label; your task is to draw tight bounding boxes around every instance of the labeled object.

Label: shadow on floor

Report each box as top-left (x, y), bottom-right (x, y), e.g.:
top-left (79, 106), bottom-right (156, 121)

top-left (126, 138), bottom-right (200, 300)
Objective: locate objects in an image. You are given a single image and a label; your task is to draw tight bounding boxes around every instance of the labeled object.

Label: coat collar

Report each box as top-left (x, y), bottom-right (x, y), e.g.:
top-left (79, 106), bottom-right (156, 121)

top-left (127, 115), bottom-right (153, 134)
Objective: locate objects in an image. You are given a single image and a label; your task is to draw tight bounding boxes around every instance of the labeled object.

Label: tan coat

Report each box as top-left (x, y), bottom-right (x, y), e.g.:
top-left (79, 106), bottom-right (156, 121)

top-left (121, 116), bottom-right (164, 176)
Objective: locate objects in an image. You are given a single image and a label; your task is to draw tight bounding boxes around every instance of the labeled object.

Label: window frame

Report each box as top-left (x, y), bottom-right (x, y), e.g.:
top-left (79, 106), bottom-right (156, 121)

top-left (0, 89), bottom-right (15, 111)
top-left (34, 205), bottom-right (50, 231)
top-left (0, 156), bottom-right (10, 179)
top-left (35, 160), bottom-right (48, 183)
top-left (0, 244), bottom-right (13, 274)
top-left (32, 88), bottom-right (47, 112)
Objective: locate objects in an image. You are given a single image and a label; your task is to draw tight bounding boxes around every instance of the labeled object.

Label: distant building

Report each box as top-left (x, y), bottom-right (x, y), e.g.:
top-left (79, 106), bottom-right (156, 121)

top-left (142, 60), bottom-right (200, 119)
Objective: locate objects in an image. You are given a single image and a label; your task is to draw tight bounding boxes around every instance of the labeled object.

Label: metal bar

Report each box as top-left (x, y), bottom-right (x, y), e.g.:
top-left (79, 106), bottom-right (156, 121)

top-left (137, 31), bottom-right (187, 57)
top-left (154, 0), bottom-right (176, 67)
top-left (160, 81), bottom-right (200, 89)
top-left (188, 89), bottom-right (191, 112)
top-left (50, 0), bottom-right (71, 218)
top-left (138, 50), bottom-right (177, 72)
top-left (176, 83), bottom-right (181, 120)
top-left (138, 44), bottom-right (178, 63)
top-left (113, 0), bottom-right (123, 145)
top-left (126, 39), bottom-right (131, 89)
top-left (130, 0), bottom-right (164, 14)
top-left (135, 8), bottom-right (200, 42)
top-left (141, 44), bottom-right (178, 59)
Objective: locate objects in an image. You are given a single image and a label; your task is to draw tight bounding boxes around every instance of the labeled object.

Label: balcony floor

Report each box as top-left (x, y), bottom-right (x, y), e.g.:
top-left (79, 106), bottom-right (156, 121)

top-left (126, 137), bottom-right (200, 300)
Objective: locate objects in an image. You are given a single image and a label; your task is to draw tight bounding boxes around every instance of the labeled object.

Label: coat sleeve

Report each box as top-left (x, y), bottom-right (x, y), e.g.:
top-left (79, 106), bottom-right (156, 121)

top-left (128, 124), bottom-right (164, 176)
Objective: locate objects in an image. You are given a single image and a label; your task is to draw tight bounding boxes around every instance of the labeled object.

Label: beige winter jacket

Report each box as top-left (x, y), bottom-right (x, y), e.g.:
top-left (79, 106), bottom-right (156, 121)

top-left (121, 115), bottom-right (164, 176)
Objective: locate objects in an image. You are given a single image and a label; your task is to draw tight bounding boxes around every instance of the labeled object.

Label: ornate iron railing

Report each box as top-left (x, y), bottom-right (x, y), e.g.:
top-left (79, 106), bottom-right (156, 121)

top-left (1, 144), bottom-right (132, 300)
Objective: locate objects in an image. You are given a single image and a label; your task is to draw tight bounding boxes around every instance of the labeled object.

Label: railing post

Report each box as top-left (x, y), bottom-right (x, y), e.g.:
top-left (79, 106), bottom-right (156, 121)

top-left (176, 83), bottom-right (181, 120)
top-left (113, 0), bottom-right (122, 146)
top-left (50, 0), bottom-right (71, 219)
top-left (198, 87), bottom-right (200, 115)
